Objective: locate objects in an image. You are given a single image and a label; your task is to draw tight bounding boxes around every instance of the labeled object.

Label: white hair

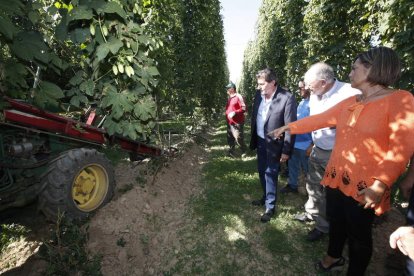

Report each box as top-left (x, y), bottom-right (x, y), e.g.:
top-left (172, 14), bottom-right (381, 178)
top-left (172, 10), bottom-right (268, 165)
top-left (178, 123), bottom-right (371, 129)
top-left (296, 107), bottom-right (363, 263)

top-left (304, 62), bottom-right (335, 84)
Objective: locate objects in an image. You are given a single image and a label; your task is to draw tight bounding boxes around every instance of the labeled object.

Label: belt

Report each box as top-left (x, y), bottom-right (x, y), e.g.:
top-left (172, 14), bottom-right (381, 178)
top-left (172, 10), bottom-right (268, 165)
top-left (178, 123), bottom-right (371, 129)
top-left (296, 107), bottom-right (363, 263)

top-left (315, 145), bottom-right (332, 151)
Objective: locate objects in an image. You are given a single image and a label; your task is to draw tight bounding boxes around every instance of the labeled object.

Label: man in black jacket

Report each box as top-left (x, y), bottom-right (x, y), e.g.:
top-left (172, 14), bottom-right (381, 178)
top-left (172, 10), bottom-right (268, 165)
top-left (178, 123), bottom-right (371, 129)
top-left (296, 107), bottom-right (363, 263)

top-left (250, 68), bottom-right (297, 222)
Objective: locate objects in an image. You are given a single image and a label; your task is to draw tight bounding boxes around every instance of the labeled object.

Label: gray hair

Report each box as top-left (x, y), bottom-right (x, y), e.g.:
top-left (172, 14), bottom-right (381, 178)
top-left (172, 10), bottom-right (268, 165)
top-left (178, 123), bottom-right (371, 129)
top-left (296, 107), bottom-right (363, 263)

top-left (304, 62), bottom-right (335, 84)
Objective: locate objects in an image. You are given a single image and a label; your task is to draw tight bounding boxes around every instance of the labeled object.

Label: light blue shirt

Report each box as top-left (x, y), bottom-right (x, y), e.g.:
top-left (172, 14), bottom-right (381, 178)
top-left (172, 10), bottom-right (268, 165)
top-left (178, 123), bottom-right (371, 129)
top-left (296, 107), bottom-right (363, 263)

top-left (294, 98), bottom-right (312, 150)
top-left (256, 91), bottom-right (276, 139)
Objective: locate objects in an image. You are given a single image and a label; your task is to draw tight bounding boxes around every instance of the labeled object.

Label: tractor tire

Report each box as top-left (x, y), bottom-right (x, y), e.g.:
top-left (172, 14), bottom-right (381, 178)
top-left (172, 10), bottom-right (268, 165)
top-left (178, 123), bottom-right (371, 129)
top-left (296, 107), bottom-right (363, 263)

top-left (38, 148), bottom-right (115, 221)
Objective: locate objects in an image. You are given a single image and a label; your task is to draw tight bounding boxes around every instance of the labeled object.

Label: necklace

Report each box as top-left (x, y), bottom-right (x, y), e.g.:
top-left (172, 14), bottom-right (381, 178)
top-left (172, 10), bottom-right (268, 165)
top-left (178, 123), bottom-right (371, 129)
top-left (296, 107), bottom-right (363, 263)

top-left (358, 86), bottom-right (390, 103)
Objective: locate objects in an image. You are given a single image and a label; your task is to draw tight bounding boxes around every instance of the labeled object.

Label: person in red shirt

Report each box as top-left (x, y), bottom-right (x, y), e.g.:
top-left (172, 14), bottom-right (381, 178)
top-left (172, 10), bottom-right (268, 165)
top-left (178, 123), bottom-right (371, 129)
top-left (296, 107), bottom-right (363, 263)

top-left (225, 82), bottom-right (247, 157)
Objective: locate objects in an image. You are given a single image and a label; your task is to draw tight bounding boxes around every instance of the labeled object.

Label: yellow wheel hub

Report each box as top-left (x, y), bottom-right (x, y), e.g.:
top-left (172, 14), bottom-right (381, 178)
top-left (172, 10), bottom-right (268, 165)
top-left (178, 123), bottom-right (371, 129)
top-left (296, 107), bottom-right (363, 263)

top-left (72, 164), bottom-right (109, 212)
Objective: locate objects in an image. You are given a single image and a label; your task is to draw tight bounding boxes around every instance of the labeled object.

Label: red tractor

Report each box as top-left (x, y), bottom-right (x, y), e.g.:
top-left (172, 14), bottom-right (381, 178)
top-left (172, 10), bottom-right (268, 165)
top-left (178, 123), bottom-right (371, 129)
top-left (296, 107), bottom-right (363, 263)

top-left (0, 97), bottom-right (162, 220)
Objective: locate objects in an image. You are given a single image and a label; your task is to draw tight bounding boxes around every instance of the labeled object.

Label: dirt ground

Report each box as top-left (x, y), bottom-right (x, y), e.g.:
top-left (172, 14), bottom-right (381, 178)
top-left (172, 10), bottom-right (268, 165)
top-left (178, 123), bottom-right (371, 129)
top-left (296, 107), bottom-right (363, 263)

top-left (0, 142), bottom-right (409, 275)
top-left (86, 143), bottom-right (207, 275)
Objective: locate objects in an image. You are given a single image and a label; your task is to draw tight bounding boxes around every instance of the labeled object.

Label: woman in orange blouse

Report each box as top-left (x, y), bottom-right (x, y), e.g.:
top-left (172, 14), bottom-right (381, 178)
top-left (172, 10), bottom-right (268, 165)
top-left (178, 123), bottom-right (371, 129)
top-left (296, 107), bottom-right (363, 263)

top-left (270, 47), bottom-right (414, 275)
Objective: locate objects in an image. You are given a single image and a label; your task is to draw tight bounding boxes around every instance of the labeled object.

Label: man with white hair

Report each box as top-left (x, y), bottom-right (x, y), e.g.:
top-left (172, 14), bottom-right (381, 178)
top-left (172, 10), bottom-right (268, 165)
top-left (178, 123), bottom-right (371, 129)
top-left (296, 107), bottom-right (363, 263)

top-left (295, 62), bottom-right (360, 241)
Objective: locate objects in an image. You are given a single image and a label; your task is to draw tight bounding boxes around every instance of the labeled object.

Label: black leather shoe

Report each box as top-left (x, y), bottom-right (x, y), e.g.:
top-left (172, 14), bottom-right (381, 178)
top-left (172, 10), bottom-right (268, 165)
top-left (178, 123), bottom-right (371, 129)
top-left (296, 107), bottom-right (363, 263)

top-left (307, 228), bottom-right (325, 241)
top-left (294, 212), bottom-right (313, 223)
top-left (227, 151), bottom-right (236, 158)
top-left (315, 256), bottom-right (345, 272)
top-left (260, 208), bottom-right (275, 223)
top-left (251, 199), bottom-right (265, 206)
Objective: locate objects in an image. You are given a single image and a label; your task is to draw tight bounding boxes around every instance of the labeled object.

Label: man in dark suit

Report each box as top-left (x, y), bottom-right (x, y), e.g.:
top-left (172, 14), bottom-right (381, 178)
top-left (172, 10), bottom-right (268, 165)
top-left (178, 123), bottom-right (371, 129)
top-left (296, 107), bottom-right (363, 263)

top-left (250, 68), bottom-right (297, 223)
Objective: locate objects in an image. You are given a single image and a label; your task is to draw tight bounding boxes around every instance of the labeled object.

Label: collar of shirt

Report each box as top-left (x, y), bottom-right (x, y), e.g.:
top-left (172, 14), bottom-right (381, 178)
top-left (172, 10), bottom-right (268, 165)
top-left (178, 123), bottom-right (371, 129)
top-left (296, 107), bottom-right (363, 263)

top-left (319, 79), bottom-right (338, 101)
top-left (261, 89), bottom-right (277, 102)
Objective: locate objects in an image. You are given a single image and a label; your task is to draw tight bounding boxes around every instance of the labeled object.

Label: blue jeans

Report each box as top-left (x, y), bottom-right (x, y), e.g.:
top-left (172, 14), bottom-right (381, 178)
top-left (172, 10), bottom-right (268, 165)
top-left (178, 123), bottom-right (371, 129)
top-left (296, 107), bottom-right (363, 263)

top-left (287, 148), bottom-right (309, 189)
top-left (257, 137), bottom-right (280, 210)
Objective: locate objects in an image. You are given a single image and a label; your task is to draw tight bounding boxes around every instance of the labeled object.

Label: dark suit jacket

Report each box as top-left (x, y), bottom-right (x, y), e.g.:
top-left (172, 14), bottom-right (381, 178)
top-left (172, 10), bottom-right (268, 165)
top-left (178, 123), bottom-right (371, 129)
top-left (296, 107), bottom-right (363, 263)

top-left (249, 86), bottom-right (297, 160)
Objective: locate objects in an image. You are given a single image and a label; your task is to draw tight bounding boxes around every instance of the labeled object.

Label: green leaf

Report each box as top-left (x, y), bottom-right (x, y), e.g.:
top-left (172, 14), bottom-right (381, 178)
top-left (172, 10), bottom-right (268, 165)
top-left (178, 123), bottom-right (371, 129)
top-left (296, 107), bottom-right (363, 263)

top-left (0, 0), bottom-right (24, 16)
top-left (132, 86), bottom-right (146, 95)
top-left (28, 11), bottom-right (40, 24)
top-left (33, 81), bottom-right (64, 109)
top-left (134, 123), bottom-right (143, 134)
top-left (95, 43), bottom-right (110, 61)
top-left (31, 2), bottom-right (43, 9)
top-left (66, 87), bottom-right (78, 97)
top-left (112, 103), bottom-right (124, 120)
top-left (68, 5), bottom-right (93, 21)
top-left (126, 21), bottom-right (142, 33)
top-left (127, 126), bottom-right (137, 140)
top-left (101, 87), bottom-right (118, 108)
top-left (69, 94), bottom-right (88, 107)
top-left (137, 35), bottom-right (150, 44)
top-left (101, 2), bottom-right (127, 20)
top-left (107, 37), bottom-right (123, 54)
top-left (118, 93), bottom-right (134, 112)
top-left (51, 54), bottom-right (68, 71)
top-left (71, 27), bottom-right (90, 43)
top-left (70, 95), bottom-right (81, 107)
top-left (10, 31), bottom-right (50, 64)
top-left (0, 15), bottom-right (17, 40)
top-left (55, 13), bottom-right (69, 41)
top-left (69, 72), bottom-right (84, 86)
top-left (3, 62), bottom-right (28, 89)
top-left (80, 80), bottom-right (95, 96)
top-left (147, 66), bottom-right (159, 76)
top-left (133, 97), bottom-right (156, 121)
top-left (40, 81), bottom-right (64, 99)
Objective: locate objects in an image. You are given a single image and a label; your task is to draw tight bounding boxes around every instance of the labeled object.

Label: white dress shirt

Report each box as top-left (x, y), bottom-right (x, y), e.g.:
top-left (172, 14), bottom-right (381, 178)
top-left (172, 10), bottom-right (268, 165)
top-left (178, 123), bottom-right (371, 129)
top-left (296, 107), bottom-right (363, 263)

top-left (309, 80), bottom-right (361, 150)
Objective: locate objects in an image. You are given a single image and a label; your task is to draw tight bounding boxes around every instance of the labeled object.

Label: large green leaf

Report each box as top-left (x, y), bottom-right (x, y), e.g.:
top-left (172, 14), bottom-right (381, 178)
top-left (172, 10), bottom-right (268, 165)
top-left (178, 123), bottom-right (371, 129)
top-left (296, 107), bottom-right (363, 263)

top-left (90, 0), bottom-right (127, 20)
top-left (0, 15), bottom-right (17, 40)
top-left (50, 54), bottom-right (68, 71)
top-left (68, 5), bottom-right (93, 21)
top-left (10, 31), bottom-right (50, 64)
top-left (0, 0), bottom-right (24, 16)
top-left (70, 27), bottom-right (90, 43)
top-left (147, 66), bottom-right (159, 76)
top-left (107, 37), bottom-right (123, 54)
top-left (3, 62), bottom-right (29, 89)
top-left (55, 14), bottom-right (68, 41)
top-left (28, 10), bottom-right (40, 25)
top-left (131, 86), bottom-right (147, 95)
top-left (80, 80), bottom-right (95, 96)
top-left (33, 81), bottom-right (64, 108)
top-left (126, 124), bottom-right (138, 140)
top-left (133, 97), bottom-right (156, 121)
top-left (118, 93), bottom-right (134, 112)
top-left (101, 2), bottom-right (127, 20)
top-left (70, 94), bottom-right (88, 107)
top-left (69, 71), bottom-right (84, 86)
top-left (95, 43), bottom-right (110, 61)
top-left (40, 81), bottom-right (64, 99)
top-left (101, 89), bottom-right (116, 108)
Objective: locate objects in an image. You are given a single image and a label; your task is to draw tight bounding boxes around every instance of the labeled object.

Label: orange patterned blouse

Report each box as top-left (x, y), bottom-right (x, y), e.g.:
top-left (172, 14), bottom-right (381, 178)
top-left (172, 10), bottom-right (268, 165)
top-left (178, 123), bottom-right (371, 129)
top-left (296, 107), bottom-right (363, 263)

top-left (288, 90), bottom-right (414, 215)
